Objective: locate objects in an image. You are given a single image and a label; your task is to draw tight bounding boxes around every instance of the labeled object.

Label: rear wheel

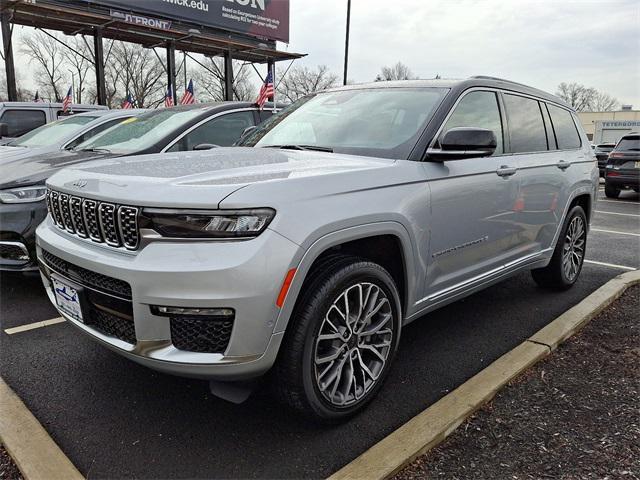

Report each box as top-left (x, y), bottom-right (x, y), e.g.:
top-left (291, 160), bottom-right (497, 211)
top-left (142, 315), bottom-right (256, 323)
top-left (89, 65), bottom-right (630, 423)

top-left (531, 205), bottom-right (587, 290)
top-left (272, 255), bottom-right (401, 422)
top-left (604, 182), bottom-right (620, 198)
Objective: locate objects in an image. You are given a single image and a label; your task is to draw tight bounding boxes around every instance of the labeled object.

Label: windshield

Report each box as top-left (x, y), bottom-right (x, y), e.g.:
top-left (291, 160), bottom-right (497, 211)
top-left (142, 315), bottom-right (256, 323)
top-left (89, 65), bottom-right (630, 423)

top-left (239, 87), bottom-right (448, 159)
top-left (75, 108), bottom-right (207, 154)
top-left (616, 137), bottom-right (640, 151)
top-left (9, 115), bottom-right (98, 147)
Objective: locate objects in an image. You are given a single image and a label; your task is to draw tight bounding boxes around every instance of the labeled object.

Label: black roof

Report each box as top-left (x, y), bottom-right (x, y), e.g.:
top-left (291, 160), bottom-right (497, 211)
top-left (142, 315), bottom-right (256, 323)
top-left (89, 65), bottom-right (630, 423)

top-left (325, 76), bottom-right (572, 111)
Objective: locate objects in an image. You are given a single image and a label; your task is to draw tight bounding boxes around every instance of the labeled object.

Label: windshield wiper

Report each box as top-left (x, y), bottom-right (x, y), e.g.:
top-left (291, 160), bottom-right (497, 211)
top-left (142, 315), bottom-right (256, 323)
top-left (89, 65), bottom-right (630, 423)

top-left (265, 144), bottom-right (334, 153)
top-left (77, 147), bottom-right (111, 153)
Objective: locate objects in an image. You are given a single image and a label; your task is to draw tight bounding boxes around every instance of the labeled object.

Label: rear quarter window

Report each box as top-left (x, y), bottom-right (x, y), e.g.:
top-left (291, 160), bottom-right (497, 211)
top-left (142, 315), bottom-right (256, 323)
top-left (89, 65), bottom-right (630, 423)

top-left (547, 104), bottom-right (581, 149)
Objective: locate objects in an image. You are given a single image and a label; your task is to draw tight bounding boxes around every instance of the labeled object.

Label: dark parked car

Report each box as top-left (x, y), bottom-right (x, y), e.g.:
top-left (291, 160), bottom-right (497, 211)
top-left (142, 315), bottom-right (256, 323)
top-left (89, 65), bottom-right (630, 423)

top-left (604, 133), bottom-right (640, 198)
top-left (0, 102), bottom-right (275, 271)
top-left (594, 143), bottom-right (616, 176)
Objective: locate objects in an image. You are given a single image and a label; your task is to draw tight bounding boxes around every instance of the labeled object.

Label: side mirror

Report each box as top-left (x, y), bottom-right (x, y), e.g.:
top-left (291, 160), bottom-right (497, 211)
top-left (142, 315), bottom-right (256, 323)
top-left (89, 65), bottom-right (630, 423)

top-left (0, 123), bottom-right (9, 138)
top-left (192, 143), bottom-right (219, 151)
top-left (240, 125), bottom-right (256, 140)
top-left (427, 127), bottom-right (497, 161)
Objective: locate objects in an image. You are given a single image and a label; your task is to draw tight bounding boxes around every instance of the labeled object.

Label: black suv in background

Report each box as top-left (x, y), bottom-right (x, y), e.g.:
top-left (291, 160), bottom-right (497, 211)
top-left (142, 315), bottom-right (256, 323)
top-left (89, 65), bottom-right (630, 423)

top-left (594, 143), bottom-right (616, 176)
top-left (604, 133), bottom-right (640, 198)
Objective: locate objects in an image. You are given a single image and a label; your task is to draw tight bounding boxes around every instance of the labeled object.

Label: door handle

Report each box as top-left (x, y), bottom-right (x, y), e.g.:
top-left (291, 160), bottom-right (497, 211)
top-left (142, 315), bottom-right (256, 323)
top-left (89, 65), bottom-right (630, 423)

top-left (557, 160), bottom-right (571, 170)
top-left (496, 165), bottom-right (517, 177)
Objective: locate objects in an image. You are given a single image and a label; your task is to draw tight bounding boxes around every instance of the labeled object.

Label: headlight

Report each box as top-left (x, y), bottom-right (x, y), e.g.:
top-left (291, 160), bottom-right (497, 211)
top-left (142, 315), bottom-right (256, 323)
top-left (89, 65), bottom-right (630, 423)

top-left (0, 185), bottom-right (48, 204)
top-left (140, 208), bottom-right (275, 238)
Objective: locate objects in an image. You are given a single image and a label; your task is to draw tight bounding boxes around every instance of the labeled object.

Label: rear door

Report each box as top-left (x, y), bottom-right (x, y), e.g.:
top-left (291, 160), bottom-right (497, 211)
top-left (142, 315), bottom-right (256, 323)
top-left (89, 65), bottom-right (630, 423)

top-left (165, 110), bottom-right (256, 151)
top-left (423, 90), bottom-right (522, 300)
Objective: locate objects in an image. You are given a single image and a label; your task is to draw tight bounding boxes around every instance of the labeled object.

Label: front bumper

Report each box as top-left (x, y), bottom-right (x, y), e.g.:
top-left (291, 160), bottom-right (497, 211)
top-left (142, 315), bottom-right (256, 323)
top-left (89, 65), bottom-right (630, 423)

top-left (36, 218), bottom-right (301, 380)
top-left (0, 200), bottom-right (47, 271)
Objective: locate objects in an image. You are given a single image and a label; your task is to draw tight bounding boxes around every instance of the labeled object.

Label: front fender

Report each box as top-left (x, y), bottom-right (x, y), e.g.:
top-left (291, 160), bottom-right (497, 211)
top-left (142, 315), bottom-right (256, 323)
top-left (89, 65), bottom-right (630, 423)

top-left (272, 221), bottom-right (418, 334)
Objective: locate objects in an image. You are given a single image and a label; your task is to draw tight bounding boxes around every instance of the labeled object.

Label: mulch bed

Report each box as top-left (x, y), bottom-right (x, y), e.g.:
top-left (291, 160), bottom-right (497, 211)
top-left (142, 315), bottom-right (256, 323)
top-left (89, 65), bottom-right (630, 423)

top-left (0, 446), bottom-right (22, 480)
top-left (395, 284), bottom-right (640, 480)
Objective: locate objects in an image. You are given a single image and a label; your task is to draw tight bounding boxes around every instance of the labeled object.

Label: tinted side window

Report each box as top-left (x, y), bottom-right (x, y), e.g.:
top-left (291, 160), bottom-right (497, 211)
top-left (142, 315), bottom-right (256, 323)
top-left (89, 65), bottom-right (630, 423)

top-left (168, 111), bottom-right (255, 151)
top-left (66, 118), bottom-right (129, 149)
top-left (547, 104), bottom-right (581, 149)
top-left (441, 91), bottom-right (503, 154)
top-left (503, 94), bottom-right (548, 153)
top-left (0, 109), bottom-right (46, 137)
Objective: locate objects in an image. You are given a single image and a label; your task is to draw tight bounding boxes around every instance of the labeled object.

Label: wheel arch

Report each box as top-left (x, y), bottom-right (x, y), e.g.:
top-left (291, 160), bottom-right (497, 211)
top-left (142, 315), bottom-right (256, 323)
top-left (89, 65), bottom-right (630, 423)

top-left (273, 222), bottom-right (417, 334)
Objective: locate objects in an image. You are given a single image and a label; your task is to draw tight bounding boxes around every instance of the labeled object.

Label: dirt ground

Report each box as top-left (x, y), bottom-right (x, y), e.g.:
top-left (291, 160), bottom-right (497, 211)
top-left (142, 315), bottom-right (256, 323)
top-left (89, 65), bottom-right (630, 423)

top-left (0, 446), bottom-right (22, 480)
top-left (396, 284), bottom-right (640, 480)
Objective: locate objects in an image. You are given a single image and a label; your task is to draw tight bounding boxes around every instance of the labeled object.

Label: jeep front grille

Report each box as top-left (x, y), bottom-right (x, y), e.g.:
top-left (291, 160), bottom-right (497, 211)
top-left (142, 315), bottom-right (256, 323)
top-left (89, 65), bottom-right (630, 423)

top-left (47, 189), bottom-right (140, 250)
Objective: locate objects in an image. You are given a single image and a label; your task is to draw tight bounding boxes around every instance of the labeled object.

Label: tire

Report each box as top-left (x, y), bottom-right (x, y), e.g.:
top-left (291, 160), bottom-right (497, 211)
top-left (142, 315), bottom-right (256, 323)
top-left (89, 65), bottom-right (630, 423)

top-left (531, 205), bottom-right (587, 290)
top-left (272, 254), bottom-right (402, 422)
top-left (604, 182), bottom-right (620, 198)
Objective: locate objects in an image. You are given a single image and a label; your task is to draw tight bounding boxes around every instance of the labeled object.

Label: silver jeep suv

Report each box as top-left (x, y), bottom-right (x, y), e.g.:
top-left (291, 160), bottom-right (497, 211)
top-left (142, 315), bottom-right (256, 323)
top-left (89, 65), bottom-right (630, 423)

top-left (36, 77), bottom-right (597, 421)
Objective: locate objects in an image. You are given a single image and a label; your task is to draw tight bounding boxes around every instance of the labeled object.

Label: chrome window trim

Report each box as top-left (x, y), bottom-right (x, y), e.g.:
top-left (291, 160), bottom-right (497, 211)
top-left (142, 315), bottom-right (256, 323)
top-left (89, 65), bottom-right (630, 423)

top-left (429, 86), bottom-right (584, 156)
top-left (61, 116), bottom-right (133, 150)
top-left (161, 108), bottom-right (257, 152)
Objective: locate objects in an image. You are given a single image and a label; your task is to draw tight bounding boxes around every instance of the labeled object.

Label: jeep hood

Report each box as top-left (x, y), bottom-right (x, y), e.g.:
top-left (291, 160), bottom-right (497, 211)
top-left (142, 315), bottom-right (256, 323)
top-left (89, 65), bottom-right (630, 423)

top-left (46, 147), bottom-right (397, 208)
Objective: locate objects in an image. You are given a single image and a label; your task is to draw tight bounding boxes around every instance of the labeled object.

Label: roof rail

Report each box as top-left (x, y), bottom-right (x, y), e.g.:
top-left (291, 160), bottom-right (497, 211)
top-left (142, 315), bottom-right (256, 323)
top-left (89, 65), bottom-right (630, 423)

top-left (469, 75), bottom-right (531, 88)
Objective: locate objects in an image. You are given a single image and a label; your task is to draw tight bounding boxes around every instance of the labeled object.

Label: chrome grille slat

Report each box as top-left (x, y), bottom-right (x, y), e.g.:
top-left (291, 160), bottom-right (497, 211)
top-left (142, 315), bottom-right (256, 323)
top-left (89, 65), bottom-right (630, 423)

top-left (47, 189), bottom-right (140, 251)
top-left (70, 196), bottom-right (87, 238)
top-left (59, 193), bottom-right (75, 233)
top-left (98, 202), bottom-right (121, 247)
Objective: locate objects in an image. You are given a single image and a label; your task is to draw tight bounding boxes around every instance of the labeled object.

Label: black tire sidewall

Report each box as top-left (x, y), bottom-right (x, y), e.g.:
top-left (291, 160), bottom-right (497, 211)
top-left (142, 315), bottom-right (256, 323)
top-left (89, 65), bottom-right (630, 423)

top-left (300, 262), bottom-right (401, 420)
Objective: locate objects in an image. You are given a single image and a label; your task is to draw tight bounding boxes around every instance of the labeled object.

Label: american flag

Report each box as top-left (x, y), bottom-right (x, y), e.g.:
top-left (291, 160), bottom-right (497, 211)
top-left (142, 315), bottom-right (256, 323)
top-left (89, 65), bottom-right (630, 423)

top-left (256, 70), bottom-right (274, 109)
top-left (180, 79), bottom-right (195, 105)
top-left (165, 86), bottom-right (174, 107)
top-left (121, 94), bottom-right (134, 109)
top-left (62, 86), bottom-right (73, 112)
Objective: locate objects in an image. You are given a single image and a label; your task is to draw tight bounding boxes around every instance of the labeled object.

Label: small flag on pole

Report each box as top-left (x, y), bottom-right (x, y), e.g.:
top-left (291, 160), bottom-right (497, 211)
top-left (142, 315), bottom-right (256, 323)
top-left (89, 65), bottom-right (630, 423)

top-left (180, 79), bottom-right (195, 105)
top-left (255, 70), bottom-right (274, 110)
top-left (121, 94), bottom-right (134, 109)
top-left (62, 86), bottom-right (73, 112)
top-left (165, 86), bottom-right (174, 107)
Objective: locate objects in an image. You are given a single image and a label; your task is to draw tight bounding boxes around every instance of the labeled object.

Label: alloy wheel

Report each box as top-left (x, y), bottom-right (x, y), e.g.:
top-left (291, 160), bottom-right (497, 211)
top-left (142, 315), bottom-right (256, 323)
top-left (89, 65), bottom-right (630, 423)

top-left (313, 282), bottom-right (394, 407)
top-left (562, 215), bottom-right (585, 282)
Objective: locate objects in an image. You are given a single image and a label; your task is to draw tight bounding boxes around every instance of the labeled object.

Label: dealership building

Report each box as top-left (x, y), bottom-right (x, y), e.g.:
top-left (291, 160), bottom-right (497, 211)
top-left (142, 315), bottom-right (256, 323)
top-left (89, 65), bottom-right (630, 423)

top-left (577, 107), bottom-right (640, 144)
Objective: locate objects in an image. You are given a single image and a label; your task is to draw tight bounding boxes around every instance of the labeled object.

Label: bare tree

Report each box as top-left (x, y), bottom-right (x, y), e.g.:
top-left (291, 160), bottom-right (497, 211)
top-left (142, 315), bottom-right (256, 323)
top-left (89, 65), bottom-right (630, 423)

top-left (276, 64), bottom-right (338, 103)
top-left (62, 37), bottom-right (94, 104)
top-left (556, 82), bottom-right (597, 112)
top-left (375, 62), bottom-right (417, 81)
top-left (21, 31), bottom-right (68, 101)
top-left (110, 41), bottom-right (164, 107)
top-left (191, 57), bottom-right (256, 102)
top-left (0, 66), bottom-right (33, 101)
top-left (591, 91), bottom-right (619, 112)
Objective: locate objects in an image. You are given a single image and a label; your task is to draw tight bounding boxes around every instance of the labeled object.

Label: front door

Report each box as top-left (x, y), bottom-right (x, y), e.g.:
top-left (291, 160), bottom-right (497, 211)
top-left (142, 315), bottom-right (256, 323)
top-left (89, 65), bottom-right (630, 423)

top-left (423, 90), bottom-right (521, 302)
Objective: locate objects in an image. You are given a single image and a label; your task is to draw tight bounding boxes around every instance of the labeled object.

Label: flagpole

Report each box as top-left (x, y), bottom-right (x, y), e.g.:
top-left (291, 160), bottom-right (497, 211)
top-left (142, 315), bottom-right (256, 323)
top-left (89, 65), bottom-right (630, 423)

top-left (269, 60), bottom-right (276, 112)
top-left (343, 0), bottom-right (351, 86)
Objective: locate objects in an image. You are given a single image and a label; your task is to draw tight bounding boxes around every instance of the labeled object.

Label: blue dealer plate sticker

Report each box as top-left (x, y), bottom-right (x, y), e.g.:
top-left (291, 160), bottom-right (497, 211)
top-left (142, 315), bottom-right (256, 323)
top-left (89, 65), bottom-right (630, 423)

top-left (52, 277), bottom-right (83, 322)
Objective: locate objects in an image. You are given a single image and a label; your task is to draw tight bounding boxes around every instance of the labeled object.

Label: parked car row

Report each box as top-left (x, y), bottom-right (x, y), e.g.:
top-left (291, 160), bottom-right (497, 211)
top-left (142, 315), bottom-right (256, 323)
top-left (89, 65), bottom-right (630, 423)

top-left (20, 76), bottom-right (599, 421)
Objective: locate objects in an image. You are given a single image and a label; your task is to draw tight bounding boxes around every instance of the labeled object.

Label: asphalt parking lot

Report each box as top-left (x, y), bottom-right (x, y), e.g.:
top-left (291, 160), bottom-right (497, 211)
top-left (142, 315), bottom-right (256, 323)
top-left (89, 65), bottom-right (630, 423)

top-left (1, 188), bottom-right (638, 479)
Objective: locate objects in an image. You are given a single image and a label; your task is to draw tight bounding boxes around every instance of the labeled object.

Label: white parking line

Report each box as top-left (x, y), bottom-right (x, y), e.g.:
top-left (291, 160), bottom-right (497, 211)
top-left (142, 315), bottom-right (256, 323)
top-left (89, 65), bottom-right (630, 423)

top-left (597, 199), bottom-right (640, 205)
top-left (4, 317), bottom-right (65, 335)
top-left (584, 260), bottom-right (636, 271)
top-left (591, 228), bottom-right (640, 237)
top-left (594, 210), bottom-right (640, 218)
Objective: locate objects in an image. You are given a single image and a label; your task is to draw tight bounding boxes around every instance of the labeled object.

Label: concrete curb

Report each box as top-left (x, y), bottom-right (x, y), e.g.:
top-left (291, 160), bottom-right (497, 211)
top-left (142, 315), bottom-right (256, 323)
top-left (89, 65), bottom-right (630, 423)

top-left (0, 377), bottom-right (84, 480)
top-left (328, 269), bottom-right (640, 480)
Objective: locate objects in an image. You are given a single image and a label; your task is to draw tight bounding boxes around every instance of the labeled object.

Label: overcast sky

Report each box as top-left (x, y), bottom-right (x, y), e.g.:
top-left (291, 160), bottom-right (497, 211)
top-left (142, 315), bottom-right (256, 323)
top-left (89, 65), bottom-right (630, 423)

top-left (277, 0), bottom-right (639, 106)
top-left (6, 0), bottom-right (639, 106)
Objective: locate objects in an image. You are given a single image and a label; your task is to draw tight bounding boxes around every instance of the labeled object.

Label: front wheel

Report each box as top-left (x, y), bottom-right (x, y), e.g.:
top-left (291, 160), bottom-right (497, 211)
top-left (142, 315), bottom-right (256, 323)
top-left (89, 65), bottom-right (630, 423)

top-left (272, 255), bottom-right (401, 422)
top-left (531, 205), bottom-right (587, 289)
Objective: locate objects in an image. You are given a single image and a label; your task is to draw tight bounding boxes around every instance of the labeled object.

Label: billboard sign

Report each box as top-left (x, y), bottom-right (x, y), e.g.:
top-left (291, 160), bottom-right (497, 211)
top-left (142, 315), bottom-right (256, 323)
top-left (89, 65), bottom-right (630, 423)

top-left (82, 0), bottom-right (289, 42)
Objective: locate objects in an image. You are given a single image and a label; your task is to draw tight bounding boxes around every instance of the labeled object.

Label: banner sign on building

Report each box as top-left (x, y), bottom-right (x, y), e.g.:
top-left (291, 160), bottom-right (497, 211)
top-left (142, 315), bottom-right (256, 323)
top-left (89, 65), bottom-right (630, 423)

top-left (83, 0), bottom-right (289, 42)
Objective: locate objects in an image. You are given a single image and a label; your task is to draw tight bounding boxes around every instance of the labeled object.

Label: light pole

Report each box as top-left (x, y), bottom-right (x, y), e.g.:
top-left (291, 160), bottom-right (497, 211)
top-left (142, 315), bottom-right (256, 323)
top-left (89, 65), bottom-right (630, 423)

top-left (343, 0), bottom-right (351, 86)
